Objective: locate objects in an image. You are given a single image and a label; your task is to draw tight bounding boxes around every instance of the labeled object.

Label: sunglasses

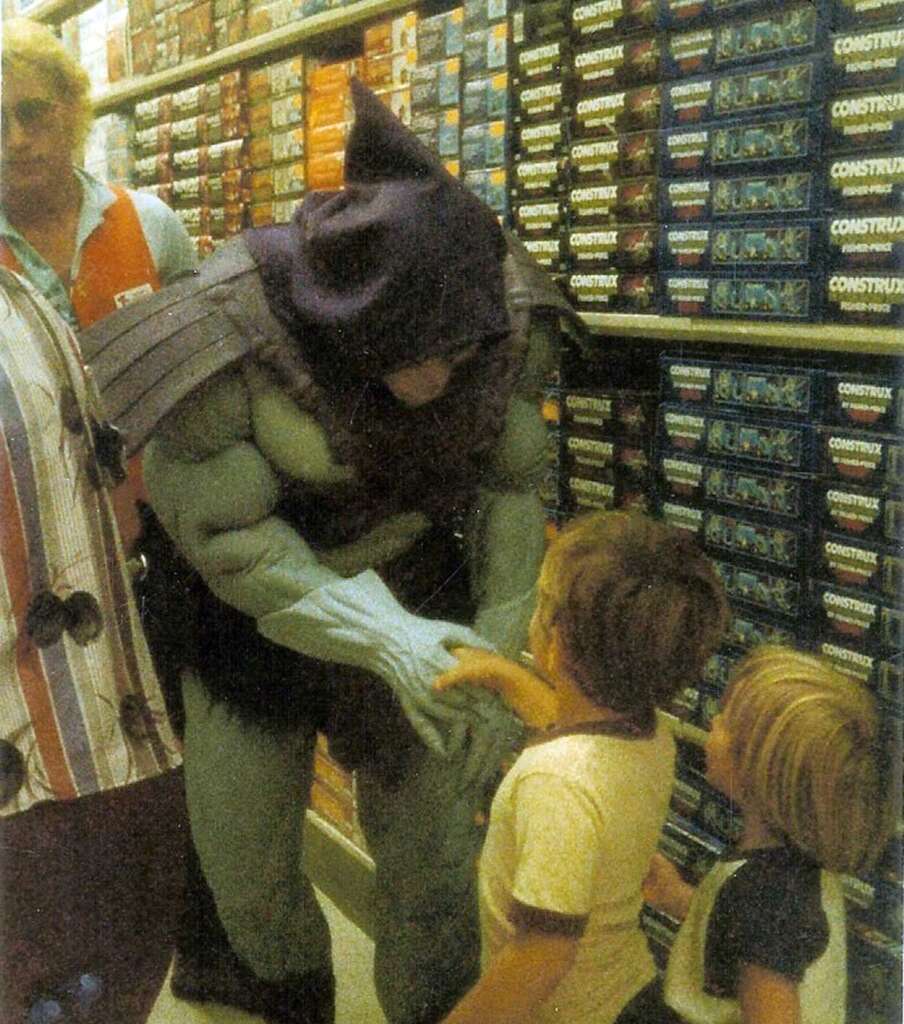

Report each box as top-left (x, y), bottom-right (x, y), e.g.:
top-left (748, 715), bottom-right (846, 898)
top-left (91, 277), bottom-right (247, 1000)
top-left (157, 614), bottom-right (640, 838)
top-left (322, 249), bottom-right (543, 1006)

top-left (2, 97), bottom-right (57, 134)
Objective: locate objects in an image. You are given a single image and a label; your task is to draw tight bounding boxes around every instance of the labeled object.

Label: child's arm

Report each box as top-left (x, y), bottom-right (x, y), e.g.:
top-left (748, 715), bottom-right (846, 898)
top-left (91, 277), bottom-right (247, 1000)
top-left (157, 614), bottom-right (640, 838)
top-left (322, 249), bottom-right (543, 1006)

top-left (642, 852), bottom-right (696, 921)
top-left (738, 962), bottom-right (801, 1024)
top-left (440, 929), bottom-right (578, 1024)
top-left (435, 647), bottom-right (559, 730)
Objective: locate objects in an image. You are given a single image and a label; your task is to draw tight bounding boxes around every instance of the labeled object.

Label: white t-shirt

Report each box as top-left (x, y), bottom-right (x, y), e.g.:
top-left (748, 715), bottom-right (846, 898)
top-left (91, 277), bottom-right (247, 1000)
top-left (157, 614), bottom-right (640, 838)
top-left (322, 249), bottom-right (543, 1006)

top-left (478, 718), bottom-right (677, 1024)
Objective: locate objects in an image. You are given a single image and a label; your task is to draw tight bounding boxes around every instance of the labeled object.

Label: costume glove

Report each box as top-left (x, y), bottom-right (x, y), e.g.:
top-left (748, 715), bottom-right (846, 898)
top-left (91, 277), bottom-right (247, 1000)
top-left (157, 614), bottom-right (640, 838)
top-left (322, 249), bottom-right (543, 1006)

top-left (258, 570), bottom-right (518, 782)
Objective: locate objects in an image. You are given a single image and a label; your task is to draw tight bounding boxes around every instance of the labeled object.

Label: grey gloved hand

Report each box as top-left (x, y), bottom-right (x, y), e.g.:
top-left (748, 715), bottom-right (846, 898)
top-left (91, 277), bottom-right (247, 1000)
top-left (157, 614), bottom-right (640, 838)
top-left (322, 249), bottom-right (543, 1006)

top-left (257, 570), bottom-right (519, 781)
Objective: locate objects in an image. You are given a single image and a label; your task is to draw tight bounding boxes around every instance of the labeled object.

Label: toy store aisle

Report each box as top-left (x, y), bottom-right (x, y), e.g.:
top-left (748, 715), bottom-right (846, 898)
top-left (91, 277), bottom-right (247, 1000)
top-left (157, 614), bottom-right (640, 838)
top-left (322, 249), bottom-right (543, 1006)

top-left (148, 890), bottom-right (386, 1024)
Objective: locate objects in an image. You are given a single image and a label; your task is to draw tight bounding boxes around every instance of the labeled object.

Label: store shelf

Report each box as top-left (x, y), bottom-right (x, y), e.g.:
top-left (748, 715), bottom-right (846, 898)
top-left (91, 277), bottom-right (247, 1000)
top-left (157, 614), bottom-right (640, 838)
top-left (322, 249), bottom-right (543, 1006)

top-left (91, 0), bottom-right (414, 114)
top-left (24, 0), bottom-right (98, 22)
top-left (582, 313), bottom-right (904, 357)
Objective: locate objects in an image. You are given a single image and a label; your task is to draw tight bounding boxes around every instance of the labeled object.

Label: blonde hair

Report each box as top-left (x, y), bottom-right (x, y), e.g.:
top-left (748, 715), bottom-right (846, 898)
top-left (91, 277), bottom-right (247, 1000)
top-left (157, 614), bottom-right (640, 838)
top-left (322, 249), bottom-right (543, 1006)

top-left (723, 645), bottom-right (899, 875)
top-left (539, 511), bottom-right (729, 726)
top-left (2, 17), bottom-right (93, 150)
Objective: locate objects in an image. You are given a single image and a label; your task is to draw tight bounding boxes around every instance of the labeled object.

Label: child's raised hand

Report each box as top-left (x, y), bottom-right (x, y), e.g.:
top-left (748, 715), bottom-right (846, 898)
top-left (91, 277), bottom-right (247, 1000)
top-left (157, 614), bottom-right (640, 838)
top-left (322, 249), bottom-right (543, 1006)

top-left (642, 852), bottom-right (695, 922)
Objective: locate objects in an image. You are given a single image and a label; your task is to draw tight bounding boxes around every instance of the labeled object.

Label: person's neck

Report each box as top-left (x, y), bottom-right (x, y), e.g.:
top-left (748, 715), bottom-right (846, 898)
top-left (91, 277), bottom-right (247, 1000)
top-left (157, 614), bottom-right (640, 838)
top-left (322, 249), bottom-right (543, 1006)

top-left (737, 802), bottom-right (786, 853)
top-left (4, 168), bottom-right (81, 232)
top-left (555, 690), bottom-right (629, 730)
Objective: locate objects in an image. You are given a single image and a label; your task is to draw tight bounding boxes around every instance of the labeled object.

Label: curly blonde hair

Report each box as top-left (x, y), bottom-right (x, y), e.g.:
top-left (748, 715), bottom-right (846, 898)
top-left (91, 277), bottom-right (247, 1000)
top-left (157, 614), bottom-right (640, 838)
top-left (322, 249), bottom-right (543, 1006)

top-left (2, 17), bottom-right (93, 150)
top-left (723, 645), bottom-right (899, 875)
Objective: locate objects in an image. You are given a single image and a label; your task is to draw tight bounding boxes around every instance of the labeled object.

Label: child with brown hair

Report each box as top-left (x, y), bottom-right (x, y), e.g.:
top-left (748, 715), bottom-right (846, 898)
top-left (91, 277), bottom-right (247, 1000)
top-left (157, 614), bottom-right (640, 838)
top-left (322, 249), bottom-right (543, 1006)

top-left (435, 510), bottom-right (729, 1024)
top-left (643, 644), bottom-right (899, 1024)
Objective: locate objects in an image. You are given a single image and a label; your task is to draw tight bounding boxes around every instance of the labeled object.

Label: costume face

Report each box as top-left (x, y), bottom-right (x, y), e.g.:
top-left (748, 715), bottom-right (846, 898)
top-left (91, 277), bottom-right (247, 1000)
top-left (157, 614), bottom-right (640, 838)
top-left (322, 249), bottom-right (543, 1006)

top-left (382, 343), bottom-right (479, 408)
top-left (1, 64), bottom-right (77, 211)
top-left (704, 711), bottom-right (737, 798)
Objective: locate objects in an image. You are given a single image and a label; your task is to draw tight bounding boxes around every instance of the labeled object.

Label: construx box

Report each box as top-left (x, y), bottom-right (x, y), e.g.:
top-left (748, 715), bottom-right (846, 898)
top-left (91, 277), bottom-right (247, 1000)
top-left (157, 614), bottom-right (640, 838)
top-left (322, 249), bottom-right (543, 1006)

top-left (660, 271), bottom-right (823, 321)
top-left (660, 0), bottom-right (822, 32)
top-left (830, 0), bottom-right (904, 29)
top-left (659, 170), bottom-right (821, 221)
top-left (573, 36), bottom-right (662, 91)
top-left (662, 3), bottom-right (824, 79)
top-left (825, 270), bottom-right (904, 325)
top-left (659, 108), bottom-right (824, 177)
top-left (823, 372), bottom-right (903, 432)
top-left (568, 225), bottom-right (659, 269)
top-left (660, 220), bottom-right (822, 270)
top-left (573, 85), bottom-right (662, 137)
top-left (570, 179), bottom-right (659, 222)
top-left (818, 532), bottom-right (903, 600)
top-left (830, 26), bottom-right (904, 92)
top-left (570, 132), bottom-right (659, 183)
top-left (820, 428), bottom-right (904, 489)
top-left (811, 581), bottom-right (903, 653)
top-left (661, 56), bottom-right (825, 127)
top-left (570, 0), bottom-right (661, 41)
top-left (827, 214), bottom-right (904, 270)
top-left (828, 88), bottom-right (904, 152)
top-left (817, 483), bottom-right (904, 544)
top-left (825, 150), bottom-right (904, 211)
top-left (713, 557), bottom-right (807, 617)
top-left (567, 271), bottom-right (659, 311)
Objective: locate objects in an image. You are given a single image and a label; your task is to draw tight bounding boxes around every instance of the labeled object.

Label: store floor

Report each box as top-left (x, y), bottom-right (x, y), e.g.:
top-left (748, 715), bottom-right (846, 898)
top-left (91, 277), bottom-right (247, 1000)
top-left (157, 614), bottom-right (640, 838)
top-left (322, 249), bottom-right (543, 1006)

top-left (147, 890), bottom-right (386, 1024)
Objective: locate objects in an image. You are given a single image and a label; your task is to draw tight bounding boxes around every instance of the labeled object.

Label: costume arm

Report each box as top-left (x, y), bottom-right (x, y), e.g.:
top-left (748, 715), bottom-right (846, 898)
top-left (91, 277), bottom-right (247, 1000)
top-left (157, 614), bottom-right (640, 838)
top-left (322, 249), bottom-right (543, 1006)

top-left (738, 963), bottom-right (801, 1024)
top-left (440, 930), bottom-right (577, 1024)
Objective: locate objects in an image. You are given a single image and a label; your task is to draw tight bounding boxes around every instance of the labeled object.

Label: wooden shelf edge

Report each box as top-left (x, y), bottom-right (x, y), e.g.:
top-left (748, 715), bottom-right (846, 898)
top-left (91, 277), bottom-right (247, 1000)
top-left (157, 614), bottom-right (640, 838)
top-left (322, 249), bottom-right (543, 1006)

top-left (581, 313), bottom-right (904, 357)
top-left (25, 0), bottom-right (98, 23)
top-left (91, 0), bottom-right (414, 113)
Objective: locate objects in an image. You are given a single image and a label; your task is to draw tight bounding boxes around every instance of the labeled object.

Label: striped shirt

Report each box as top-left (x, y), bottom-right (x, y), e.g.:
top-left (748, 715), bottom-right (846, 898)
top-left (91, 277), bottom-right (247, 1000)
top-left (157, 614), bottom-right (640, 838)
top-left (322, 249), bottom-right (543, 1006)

top-left (0, 268), bottom-right (180, 817)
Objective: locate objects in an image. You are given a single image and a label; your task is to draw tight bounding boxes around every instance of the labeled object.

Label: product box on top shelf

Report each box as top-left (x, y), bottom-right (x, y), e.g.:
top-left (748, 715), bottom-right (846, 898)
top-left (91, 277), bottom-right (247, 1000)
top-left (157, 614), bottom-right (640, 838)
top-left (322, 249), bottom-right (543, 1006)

top-left (570, 0), bottom-right (661, 41)
top-left (660, 220), bottom-right (822, 271)
top-left (658, 404), bottom-right (818, 472)
top-left (572, 35), bottom-right (662, 92)
top-left (830, 26), bottom-right (904, 93)
top-left (129, 24), bottom-right (156, 77)
top-left (512, 0), bottom-right (570, 47)
top-left (306, 150), bottom-right (345, 189)
top-left (661, 55), bottom-right (825, 128)
top-left (659, 0), bottom-right (812, 32)
top-left (658, 453), bottom-right (814, 521)
top-left (411, 108), bottom-right (461, 158)
top-left (461, 121), bottom-right (507, 170)
top-left (824, 372), bottom-right (903, 433)
top-left (417, 8), bottom-right (464, 62)
top-left (462, 73), bottom-right (510, 125)
top-left (825, 270), bottom-right (904, 325)
top-left (572, 84), bottom-right (662, 138)
top-left (825, 149), bottom-right (904, 212)
top-left (659, 108), bottom-right (824, 178)
top-left (562, 388), bottom-right (658, 437)
top-left (830, 0), bottom-right (904, 29)
top-left (568, 224), bottom-right (659, 269)
top-left (521, 236), bottom-right (569, 269)
top-left (463, 24), bottom-right (509, 77)
top-left (662, 2), bottom-right (825, 80)
top-left (811, 580), bottom-right (903, 653)
top-left (516, 80), bottom-right (568, 123)
top-left (569, 132), bottom-right (659, 185)
top-left (464, 0), bottom-right (508, 28)
top-left (362, 50), bottom-right (416, 91)
top-left (660, 270), bottom-right (823, 321)
top-left (515, 38), bottom-right (572, 85)
top-left (828, 87), bottom-right (904, 153)
top-left (818, 640), bottom-right (903, 707)
top-left (817, 482), bottom-right (904, 546)
top-left (513, 198), bottom-right (567, 236)
top-left (214, 9), bottom-right (246, 49)
top-left (827, 213), bottom-right (904, 271)
top-left (567, 271), bottom-right (659, 311)
top-left (818, 532), bottom-right (903, 601)
top-left (659, 356), bottom-right (823, 419)
top-left (363, 9), bottom-right (418, 56)
top-left (659, 170), bottom-right (822, 222)
top-left (570, 178), bottom-right (658, 223)
top-left (820, 427), bottom-right (904, 490)
top-left (178, 1), bottom-right (214, 60)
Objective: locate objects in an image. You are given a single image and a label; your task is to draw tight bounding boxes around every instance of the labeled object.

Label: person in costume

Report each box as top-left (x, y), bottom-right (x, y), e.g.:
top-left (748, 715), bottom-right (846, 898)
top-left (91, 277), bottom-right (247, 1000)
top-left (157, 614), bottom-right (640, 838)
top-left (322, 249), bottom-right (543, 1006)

top-left (0, 269), bottom-right (186, 1024)
top-left (434, 511), bottom-right (729, 1024)
top-left (80, 79), bottom-right (577, 1024)
top-left (1, 17), bottom-right (197, 548)
top-left (643, 645), bottom-right (898, 1024)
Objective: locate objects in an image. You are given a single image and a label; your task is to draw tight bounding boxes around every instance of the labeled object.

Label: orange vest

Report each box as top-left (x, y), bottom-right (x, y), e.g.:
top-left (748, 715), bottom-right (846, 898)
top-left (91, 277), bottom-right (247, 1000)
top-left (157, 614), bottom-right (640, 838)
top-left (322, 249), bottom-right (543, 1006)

top-left (0, 187), bottom-right (162, 549)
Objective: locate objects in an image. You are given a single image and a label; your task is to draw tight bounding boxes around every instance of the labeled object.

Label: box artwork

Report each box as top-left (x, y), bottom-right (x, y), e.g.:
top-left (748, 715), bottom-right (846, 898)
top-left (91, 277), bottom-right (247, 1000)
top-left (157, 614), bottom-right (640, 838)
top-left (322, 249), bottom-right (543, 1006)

top-left (821, 428), bottom-right (904, 489)
top-left (461, 120), bottom-right (506, 170)
top-left (660, 357), bottom-right (821, 417)
top-left (825, 150), bottom-right (904, 211)
top-left (660, 221), bottom-right (821, 270)
top-left (416, 8), bottom-right (464, 62)
top-left (659, 170), bottom-right (820, 221)
top-left (514, 199), bottom-right (566, 235)
top-left (726, 606), bottom-right (804, 652)
top-left (662, 57), bottom-right (824, 127)
top-left (568, 225), bottom-right (659, 268)
top-left (818, 641), bottom-right (903, 708)
top-left (713, 558), bottom-right (805, 616)
top-left (660, 108), bottom-right (823, 177)
top-left (659, 0), bottom-right (815, 32)
top-left (463, 23), bottom-right (508, 76)
top-left (704, 513), bottom-right (808, 572)
top-left (570, 0), bottom-right (660, 41)
top-left (819, 533), bottom-right (903, 600)
top-left (511, 0), bottom-right (570, 44)
top-left (663, 4), bottom-right (823, 79)
top-left (812, 582), bottom-right (903, 653)
top-left (518, 119), bottom-right (567, 158)
top-left (567, 271), bottom-right (659, 311)
top-left (661, 271), bottom-right (821, 321)
top-left (513, 156), bottom-right (566, 196)
top-left (826, 271), bottom-right (904, 325)
top-left (569, 132), bottom-right (659, 183)
top-left (563, 388), bottom-right (657, 435)
top-left (521, 236), bottom-right (567, 269)
top-left (516, 38), bottom-right (571, 83)
top-left (829, 88), bottom-right (904, 153)
top-left (573, 36), bottom-right (662, 92)
top-left (410, 58), bottom-right (461, 111)
top-left (824, 372), bottom-right (903, 432)
top-left (658, 454), bottom-right (812, 519)
top-left (818, 483), bottom-right (904, 544)
top-left (516, 80), bottom-right (567, 122)
top-left (573, 85), bottom-right (661, 137)
top-left (830, 27), bottom-right (904, 92)
top-left (462, 72), bottom-right (509, 125)
top-left (827, 214), bottom-right (904, 270)
top-left (564, 473), bottom-right (651, 514)
top-left (829, 0), bottom-right (904, 29)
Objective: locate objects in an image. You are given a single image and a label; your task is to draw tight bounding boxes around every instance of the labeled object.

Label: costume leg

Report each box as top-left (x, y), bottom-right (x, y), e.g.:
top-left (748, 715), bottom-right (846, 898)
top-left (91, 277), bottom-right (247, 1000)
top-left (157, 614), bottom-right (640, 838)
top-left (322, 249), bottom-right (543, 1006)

top-left (179, 671), bottom-right (335, 1022)
top-left (355, 748), bottom-right (485, 1024)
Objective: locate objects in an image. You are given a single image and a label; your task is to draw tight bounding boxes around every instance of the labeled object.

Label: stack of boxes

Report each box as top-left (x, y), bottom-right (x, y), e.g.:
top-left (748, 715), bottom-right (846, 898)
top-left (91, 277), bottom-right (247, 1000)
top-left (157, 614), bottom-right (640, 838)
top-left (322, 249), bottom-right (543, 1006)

top-left (305, 58), bottom-right (359, 190)
top-left (133, 73), bottom-right (248, 256)
top-left (658, 0), bottom-right (828, 322)
top-left (412, 8), bottom-right (466, 178)
top-left (650, 352), bottom-right (903, 1019)
top-left (84, 113), bottom-right (133, 186)
top-left (362, 10), bottom-right (418, 126)
top-left (825, 4), bottom-right (904, 326)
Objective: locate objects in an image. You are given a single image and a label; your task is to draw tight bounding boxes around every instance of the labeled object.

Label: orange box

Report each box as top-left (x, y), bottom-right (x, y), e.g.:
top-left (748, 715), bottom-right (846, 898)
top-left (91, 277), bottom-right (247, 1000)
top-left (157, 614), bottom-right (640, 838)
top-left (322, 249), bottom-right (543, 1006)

top-left (306, 120), bottom-right (352, 154)
top-left (306, 149), bottom-right (345, 189)
top-left (306, 90), bottom-right (351, 129)
top-left (363, 10), bottom-right (418, 55)
top-left (306, 58), bottom-right (362, 96)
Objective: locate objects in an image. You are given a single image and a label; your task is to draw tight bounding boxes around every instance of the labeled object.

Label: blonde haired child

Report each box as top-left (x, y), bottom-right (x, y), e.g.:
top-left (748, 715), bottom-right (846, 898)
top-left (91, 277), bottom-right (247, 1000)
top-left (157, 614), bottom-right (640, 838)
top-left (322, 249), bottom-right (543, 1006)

top-left (436, 511), bottom-right (729, 1024)
top-left (644, 644), bottom-right (899, 1024)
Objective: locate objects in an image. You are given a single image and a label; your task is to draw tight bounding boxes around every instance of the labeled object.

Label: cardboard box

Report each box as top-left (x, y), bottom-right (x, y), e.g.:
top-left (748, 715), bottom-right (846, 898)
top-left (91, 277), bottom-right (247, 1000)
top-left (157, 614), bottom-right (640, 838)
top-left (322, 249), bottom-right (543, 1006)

top-left (660, 220), bottom-right (822, 270)
top-left (660, 270), bottom-right (823, 321)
